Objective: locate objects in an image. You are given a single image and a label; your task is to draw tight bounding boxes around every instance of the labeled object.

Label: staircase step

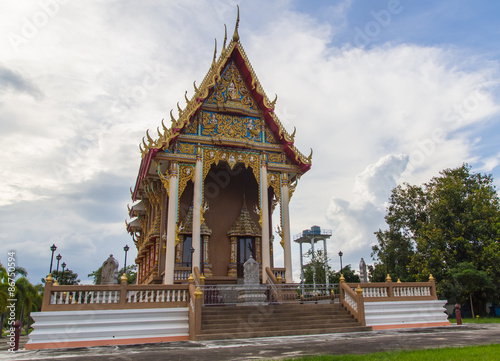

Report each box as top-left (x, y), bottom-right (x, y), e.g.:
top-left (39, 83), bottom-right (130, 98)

top-left (201, 320), bottom-right (361, 333)
top-left (196, 301), bottom-right (370, 341)
top-left (196, 326), bottom-right (371, 341)
top-left (201, 305), bottom-right (345, 316)
top-left (202, 315), bottom-right (355, 326)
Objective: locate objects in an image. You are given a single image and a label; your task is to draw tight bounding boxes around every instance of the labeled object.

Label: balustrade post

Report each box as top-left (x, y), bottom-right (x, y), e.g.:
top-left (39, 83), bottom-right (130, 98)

top-left (119, 273), bottom-right (128, 305)
top-left (339, 274), bottom-right (346, 304)
top-left (194, 287), bottom-right (202, 335)
top-left (42, 274), bottom-right (54, 311)
top-left (386, 274), bottom-right (394, 298)
top-left (429, 274), bottom-right (437, 299)
top-left (355, 285), bottom-right (366, 326)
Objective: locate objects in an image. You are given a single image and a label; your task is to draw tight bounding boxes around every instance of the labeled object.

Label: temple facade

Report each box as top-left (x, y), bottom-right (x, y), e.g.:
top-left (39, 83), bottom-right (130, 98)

top-left (126, 14), bottom-right (312, 285)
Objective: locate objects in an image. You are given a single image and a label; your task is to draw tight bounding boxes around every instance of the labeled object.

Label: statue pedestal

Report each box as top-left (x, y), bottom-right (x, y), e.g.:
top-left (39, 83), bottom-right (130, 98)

top-left (236, 256), bottom-right (267, 305)
top-left (237, 285), bottom-right (267, 305)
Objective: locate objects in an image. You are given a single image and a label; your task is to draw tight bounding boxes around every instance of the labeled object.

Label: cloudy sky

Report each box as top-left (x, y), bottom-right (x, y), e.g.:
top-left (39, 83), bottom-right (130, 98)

top-left (1, 0), bottom-right (500, 284)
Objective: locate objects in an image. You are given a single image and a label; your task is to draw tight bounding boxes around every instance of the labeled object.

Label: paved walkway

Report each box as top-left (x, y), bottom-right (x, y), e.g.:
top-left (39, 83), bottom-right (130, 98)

top-left (1, 324), bottom-right (499, 361)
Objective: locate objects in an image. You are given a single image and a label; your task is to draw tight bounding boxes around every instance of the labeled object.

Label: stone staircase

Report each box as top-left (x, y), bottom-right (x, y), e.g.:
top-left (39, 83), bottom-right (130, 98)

top-left (195, 303), bottom-right (371, 341)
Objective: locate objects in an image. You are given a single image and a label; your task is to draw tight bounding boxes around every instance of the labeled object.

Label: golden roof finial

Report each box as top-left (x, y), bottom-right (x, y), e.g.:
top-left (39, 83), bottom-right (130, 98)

top-left (211, 38), bottom-right (217, 68)
top-left (306, 148), bottom-right (313, 162)
top-left (170, 109), bottom-right (177, 126)
top-left (221, 24), bottom-right (228, 57)
top-left (232, 5), bottom-right (240, 42)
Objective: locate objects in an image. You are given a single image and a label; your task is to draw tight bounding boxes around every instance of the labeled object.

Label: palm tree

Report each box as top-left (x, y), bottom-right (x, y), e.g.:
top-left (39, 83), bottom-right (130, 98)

top-left (14, 278), bottom-right (43, 334)
top-left (0, 263), bottom-right (8, 337)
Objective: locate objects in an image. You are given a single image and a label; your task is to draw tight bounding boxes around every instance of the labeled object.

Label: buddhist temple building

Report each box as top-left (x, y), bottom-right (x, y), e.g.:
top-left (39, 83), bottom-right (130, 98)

top-left (126, 10), bottom-right (312, 285)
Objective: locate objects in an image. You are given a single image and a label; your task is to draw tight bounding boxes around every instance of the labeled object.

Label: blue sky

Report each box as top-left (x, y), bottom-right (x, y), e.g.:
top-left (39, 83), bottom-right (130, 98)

top-left (1, 0), bottom-right (499, 284)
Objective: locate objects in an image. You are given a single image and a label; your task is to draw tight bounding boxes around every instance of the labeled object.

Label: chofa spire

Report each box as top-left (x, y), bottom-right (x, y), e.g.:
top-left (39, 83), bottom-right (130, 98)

top-left (232, 5), bottom-right (240, 42)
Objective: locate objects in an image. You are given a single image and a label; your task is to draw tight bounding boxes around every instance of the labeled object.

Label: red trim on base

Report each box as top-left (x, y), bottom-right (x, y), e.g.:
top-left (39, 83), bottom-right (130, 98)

top-left (371, 321), bottom-right (450, 330)
top-left (25, 335), bottom-right (189, 350)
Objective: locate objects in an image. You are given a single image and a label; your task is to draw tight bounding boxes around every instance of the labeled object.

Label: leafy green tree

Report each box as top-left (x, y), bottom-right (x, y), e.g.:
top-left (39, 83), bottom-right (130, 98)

top-left (302, 250), bottom-right (333, 285)
top-left (88, 266), bottom-right (102, 284)
top-left (331, 265), bottom-right (360, 284)
top-left (120, 264), bottom-right (138, 285)
top-left (374, 164), bottom-right (500, 312)
top-left (442, 262), bottom-right (495, 318)
top-left (14, 277), bottom-right (42, 334)
top-left (302, 250), bottom-right (359, 284)
top-left (51, 269), bottom-right (80, 285)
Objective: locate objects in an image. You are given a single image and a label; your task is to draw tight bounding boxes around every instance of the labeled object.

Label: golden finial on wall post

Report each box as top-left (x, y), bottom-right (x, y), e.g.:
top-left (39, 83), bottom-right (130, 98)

top-left (356, 285), bottom-right (363, 295)
top-left (232, 5), bottom-right (240, 42)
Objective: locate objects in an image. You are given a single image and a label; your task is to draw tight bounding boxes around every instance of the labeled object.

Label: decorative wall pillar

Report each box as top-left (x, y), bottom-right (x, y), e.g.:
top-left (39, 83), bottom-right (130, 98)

top-left (260, 157), bottom-right (270, 283)
top-left (164, 162), bottom-right (179, 284)
top-left (192, 147), bottom-right (203, 272)
top-left (228, 236), bottom-right (237, 277)
top-left (281, 173), bottom-right (293, 283)
top-left (255, 237), bottom-right (262, 264)
top-left (158, 191), bottom-right (167, 275)
top-left (203, 235), bottom-right (213, 277)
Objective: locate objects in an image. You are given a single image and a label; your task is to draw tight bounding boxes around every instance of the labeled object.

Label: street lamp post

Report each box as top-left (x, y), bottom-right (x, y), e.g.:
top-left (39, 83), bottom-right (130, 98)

top-left (123, 245), bottom-right (130, 274)
top-left (56, 254), bottom-right (62, 273)
top-left (338, 251), bottom-right (343, 275)
top-left (61, 262), bottom-right (66, 285)
top-left (49, 244), bottom-right (57, 274)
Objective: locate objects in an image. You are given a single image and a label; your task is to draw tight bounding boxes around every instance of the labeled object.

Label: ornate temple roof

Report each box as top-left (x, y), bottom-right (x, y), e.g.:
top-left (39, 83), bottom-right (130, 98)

top-left (131, 7), bottom-right (311, 201)
top-left (227, 205), bottom-right (261, 237)
top-left (179, 206), bottom-right (212, 236)
top-left (227, 193), bottom-right (261, 237)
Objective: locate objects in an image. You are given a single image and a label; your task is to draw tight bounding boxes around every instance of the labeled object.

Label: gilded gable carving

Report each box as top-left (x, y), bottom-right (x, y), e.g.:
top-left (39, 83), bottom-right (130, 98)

top-left (201, 111), bottom-right (262, 142)
top-left (265, 127), bottom-right (280, 144)
top-left (207, 61), bottom-right (257, 110)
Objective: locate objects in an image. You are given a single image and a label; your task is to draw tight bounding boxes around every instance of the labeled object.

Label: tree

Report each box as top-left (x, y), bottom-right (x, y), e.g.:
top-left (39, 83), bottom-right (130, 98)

top-left (374, 164), bottom-right (500, 313)
top-left (302, 250), bottom-right (360, 285)
top-left (14, 277), bottom-right (42, 334)
top-left (442, 262), bottom-right (495, 318)
top-left (51, 269), bottom-right (80, 285)
top-left (302, 249), bottom-right (333, 285)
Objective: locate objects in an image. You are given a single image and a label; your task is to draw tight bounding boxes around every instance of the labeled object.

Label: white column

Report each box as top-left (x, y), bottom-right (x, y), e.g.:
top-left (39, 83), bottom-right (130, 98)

top-left (260, 157), bottom-right (270, 283)
top-left (281, 173), bottom-right (292, 283)
top-left (164, 162), bottom-right (179, 284)
top-left (192, 149), bottom-right (202, 273)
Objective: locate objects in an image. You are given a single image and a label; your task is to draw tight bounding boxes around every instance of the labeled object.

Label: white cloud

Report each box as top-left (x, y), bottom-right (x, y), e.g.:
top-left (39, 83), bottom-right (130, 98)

top-left (326, 154), bottom-right (408, 255)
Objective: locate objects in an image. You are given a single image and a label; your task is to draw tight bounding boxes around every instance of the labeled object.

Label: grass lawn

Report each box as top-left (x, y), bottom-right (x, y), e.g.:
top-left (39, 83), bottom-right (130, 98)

top-left (279, 344), bottom-right (500, 361)
top-left (449, 317), bottom-right (500, 324)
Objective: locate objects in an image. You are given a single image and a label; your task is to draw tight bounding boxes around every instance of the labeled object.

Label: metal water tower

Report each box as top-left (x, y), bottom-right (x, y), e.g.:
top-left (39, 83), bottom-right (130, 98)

top-left (293, 226), bottom-right (332, 290)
